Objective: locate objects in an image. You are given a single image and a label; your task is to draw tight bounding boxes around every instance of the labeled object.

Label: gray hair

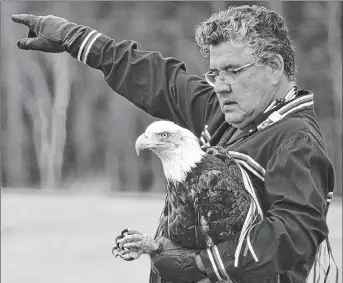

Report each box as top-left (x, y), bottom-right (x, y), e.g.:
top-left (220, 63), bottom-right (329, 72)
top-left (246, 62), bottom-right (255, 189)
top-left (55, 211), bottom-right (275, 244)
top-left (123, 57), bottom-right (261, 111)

top-left (195, 5), bottom-right (296, 81)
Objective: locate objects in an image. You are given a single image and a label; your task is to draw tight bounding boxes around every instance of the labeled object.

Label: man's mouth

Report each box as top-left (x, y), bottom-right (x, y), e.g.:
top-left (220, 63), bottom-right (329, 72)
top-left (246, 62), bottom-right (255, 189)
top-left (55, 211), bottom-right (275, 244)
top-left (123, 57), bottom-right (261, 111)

top-left (222, 101), bottom-right (236, 110)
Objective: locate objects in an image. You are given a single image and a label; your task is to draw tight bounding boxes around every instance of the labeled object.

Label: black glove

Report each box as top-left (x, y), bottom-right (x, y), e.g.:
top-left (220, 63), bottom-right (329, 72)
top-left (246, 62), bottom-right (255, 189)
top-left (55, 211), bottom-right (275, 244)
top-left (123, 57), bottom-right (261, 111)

top-left (11, 14), bottom-right (77, 52)
top-left (150, 237), bottom-right (207, 282)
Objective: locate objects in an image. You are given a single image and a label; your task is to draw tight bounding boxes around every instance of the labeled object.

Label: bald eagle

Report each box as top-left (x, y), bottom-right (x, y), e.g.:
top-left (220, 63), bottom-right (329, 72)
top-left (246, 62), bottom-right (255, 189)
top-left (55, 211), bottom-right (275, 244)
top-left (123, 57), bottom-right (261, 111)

top-left (134, 120), bottom-right (255, 251)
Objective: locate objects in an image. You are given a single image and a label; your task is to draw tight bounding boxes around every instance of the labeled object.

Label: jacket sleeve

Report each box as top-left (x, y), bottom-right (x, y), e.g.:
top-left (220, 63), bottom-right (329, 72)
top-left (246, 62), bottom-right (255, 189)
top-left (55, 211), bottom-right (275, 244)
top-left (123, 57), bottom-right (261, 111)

top-left (151, 132), bottom-right (333, 283)
top-left (62, 25), bottom-right (216, 136)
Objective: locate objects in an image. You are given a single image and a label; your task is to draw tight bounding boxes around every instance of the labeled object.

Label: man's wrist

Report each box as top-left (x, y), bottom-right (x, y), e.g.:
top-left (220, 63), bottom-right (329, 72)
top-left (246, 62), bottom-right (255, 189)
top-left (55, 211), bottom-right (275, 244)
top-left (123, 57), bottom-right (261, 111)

top-left (150, 240), bottom-right (163, 255)
top-left (149, 237), bottom-right (208, 282)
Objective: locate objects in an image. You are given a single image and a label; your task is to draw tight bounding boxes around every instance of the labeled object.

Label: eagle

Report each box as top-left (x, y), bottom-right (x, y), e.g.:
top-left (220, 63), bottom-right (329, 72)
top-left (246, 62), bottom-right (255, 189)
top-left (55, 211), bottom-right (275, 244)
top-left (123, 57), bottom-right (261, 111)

top-left (115, 120), bottom-right (261, 267)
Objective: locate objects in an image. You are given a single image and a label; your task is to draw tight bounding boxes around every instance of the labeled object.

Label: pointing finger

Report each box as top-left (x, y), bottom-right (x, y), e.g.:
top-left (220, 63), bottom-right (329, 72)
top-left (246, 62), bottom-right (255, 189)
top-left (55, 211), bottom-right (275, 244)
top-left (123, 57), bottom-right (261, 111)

top-left (11, 14), bottom-right (39, 28)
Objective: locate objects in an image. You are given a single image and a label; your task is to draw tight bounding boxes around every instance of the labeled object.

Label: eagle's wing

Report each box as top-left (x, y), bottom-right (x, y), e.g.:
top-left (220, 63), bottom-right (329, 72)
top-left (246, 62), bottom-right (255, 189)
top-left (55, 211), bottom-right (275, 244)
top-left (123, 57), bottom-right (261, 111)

top-left (193, 153), bottom-right (251, 248)
top-left (164, 181), bottom-right (198, 249)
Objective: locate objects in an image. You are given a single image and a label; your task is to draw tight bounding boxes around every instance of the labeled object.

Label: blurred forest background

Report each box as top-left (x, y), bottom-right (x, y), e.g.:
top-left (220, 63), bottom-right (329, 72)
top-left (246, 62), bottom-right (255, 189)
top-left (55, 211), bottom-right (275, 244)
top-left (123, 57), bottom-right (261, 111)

top-left (1, 1), bottom-right (342, 195)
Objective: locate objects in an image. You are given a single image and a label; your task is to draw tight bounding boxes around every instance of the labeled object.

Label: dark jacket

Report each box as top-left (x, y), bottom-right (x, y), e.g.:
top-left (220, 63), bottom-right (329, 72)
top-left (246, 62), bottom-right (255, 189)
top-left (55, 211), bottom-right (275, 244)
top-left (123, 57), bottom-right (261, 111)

top-left (63, 26), bottom-right (335, 283)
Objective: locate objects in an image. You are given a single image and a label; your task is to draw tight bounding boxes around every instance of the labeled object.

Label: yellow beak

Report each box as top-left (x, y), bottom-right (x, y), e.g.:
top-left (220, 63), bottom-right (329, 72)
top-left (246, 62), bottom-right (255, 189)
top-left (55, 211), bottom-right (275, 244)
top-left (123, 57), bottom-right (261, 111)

top-left (135, 133), bottom-right (151, 156)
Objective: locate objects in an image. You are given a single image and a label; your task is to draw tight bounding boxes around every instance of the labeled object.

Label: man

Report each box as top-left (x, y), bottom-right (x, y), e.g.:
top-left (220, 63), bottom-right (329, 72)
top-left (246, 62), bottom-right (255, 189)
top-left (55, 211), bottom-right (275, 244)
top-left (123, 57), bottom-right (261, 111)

top-left (11, 5), bottom-right (335, 283)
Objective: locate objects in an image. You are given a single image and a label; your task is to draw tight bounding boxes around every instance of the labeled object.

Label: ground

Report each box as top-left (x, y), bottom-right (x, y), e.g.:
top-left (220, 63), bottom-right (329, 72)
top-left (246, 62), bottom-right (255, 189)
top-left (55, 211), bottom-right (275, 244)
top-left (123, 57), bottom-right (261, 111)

top-left (1, 189), bottom-right (342, 283)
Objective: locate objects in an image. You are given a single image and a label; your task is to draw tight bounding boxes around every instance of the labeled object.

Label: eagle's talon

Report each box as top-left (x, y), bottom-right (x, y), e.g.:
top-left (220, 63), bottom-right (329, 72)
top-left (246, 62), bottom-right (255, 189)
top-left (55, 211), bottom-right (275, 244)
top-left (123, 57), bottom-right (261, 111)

top-left (113, 229), bottom-right (131, 254)
top-left (111, 246), bottom-right (118, 256)
top-left (115, 234), bottom-right (124, 249)
top-left (121, 228), bottom-right (129, 237)
top-left (114, 250), bottom-right (135, 261)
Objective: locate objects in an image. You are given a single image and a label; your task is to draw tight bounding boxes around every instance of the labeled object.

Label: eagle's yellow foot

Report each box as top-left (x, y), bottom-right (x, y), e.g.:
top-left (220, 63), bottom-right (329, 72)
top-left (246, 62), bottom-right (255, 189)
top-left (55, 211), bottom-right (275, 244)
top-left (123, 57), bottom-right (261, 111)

top-left (117, 228), bottom-right (161, 254)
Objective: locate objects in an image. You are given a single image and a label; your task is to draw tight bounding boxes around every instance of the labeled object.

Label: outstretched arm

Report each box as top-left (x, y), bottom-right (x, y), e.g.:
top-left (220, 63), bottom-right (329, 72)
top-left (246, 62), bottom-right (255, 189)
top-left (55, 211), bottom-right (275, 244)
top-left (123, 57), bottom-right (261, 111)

top-left (11, 14), bottom-right (217, 135)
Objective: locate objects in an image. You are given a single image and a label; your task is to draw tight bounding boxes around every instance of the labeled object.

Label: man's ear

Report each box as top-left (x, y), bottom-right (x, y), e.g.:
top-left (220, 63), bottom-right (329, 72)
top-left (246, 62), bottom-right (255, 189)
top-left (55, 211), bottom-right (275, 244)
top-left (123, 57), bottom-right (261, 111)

top-left (267, 54), bottom-right (284, 84)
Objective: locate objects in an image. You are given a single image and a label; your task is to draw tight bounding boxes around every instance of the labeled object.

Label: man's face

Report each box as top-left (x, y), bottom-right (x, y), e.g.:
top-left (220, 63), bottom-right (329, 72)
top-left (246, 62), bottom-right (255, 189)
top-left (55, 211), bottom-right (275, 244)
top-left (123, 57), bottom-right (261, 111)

top-left (210, 42), bottom-right (276, 129)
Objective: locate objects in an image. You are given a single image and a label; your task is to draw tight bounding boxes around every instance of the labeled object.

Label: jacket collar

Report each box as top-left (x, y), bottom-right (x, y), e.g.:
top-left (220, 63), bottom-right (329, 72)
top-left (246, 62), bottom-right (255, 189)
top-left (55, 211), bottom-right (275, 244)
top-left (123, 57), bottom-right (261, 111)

top-left (225, 88), bottom-right (314, 146)
top-left (199, 87), bottom-right (314, 148)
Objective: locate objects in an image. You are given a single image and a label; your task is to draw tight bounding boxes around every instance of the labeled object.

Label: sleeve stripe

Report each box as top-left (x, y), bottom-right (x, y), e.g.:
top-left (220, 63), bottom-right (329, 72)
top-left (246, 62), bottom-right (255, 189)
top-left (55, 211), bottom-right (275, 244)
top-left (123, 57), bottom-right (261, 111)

top-left (228, 151), bottom-right (266, 178)
top-left (327, 192), bottom-right (333, 203)
top-left (277, 94), bottom-right (313, 116)
top-left (83, 32), bottom-right (102, 64)
top-left (211, 245), bottom-right (230, 279)
top-left (77, 30), bottom-right (97, 62)
top-left (246, 222), bottom-right (259, 262)
top-left (199, 136), bottom-right (210, 148)
top-left (233, 166), bottom-right (263, 267)
top-left (240, 166), bottom-right (263, 219)
top-left (204, 128), bottom-right (211, 141)
top-left (206, 248), bottom-right (223, 281)
top-left (234, 201), bottom-right (255, 267)
top-left (235, 160), bottom-right (265, 182)
top-left (279, 101), bottom-right (313, 119)
top-left (258, 95), bottom-right (314, 131)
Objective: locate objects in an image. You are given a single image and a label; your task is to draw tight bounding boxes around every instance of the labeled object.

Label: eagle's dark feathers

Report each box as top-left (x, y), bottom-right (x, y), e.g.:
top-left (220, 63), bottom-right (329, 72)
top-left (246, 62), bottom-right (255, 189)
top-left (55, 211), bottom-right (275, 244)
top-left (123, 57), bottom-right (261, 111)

top-left (135, 121), bottom-right (254, 251)
top-left (159, 147), bottom-right (250, 249)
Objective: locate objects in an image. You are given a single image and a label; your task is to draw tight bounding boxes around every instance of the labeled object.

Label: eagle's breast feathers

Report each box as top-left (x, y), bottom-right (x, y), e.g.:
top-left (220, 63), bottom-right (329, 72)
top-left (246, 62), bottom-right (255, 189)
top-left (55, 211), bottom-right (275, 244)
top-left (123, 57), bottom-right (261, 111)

top-left (135, 121), bottom-right (252, 250)
top-left (163, 152), bottom-right (250, 249)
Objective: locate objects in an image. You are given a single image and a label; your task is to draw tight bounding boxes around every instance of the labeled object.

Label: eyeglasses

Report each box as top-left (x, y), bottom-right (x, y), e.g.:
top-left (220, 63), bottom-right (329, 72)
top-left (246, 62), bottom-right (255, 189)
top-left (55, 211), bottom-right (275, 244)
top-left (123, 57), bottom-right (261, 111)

top-left (204, 62), bottom-right (257, 87)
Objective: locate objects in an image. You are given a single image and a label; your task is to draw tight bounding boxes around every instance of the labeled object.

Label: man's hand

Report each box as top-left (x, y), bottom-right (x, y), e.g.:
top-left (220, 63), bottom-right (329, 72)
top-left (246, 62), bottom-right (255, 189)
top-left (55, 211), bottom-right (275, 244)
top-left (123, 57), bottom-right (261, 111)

top-left (150, 237), bottom-right (209, 282)
top-left (11, 14), bottom-right (76, 52)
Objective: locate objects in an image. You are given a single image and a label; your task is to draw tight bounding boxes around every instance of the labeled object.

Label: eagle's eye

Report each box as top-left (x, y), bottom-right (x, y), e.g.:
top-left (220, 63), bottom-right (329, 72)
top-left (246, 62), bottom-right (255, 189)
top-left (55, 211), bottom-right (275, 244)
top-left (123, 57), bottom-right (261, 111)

top-left (159, 132), bottom-right (170, 138)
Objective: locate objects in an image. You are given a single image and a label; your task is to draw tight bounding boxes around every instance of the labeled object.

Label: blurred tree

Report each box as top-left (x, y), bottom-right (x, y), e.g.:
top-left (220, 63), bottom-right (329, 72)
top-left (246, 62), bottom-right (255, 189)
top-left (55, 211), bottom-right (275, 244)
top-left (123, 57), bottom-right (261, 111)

top-left (211, 1), bottom-right (227, 13)
top-left (106, 93), bottom-right (145, 192)
top-left (46, 53), bottom-right (71, 189)
top-left (2, 57), bottom-right (28, 186)
top-left (70, 69), bottom-right (97, 178)
top-left (267, 1), bottom-right (283, 13)
top-left (21, 55), bottom-right (52, 189)
top-left (1, 1), bottom-right (341, 195)
top-left (1, 2), bottom-right (30, 187)
top-left (135, 114), bottom-right (155, 192)
top-left (14, 2), bottom-right (74, 189)
top-left (327, 1), bottom-right (342, 194)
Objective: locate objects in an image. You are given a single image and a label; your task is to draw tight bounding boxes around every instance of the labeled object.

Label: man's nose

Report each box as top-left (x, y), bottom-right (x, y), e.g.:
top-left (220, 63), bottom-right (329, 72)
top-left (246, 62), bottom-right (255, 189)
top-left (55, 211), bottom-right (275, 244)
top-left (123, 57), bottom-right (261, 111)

top-left (214, 79), bottom-right (232, 94)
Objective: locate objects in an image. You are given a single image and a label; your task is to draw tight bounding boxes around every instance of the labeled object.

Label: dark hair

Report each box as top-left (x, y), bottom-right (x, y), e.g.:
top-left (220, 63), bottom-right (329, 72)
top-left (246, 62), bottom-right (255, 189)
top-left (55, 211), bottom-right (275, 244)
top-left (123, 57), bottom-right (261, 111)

top-left (195, 5), bottom-right (296, 81)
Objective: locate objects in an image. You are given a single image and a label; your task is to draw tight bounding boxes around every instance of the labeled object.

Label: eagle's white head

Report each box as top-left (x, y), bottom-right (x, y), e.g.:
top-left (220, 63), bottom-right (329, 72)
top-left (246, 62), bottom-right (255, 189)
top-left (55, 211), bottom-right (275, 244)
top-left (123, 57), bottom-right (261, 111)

top-left (135, 120), bottom-right (206, 183)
